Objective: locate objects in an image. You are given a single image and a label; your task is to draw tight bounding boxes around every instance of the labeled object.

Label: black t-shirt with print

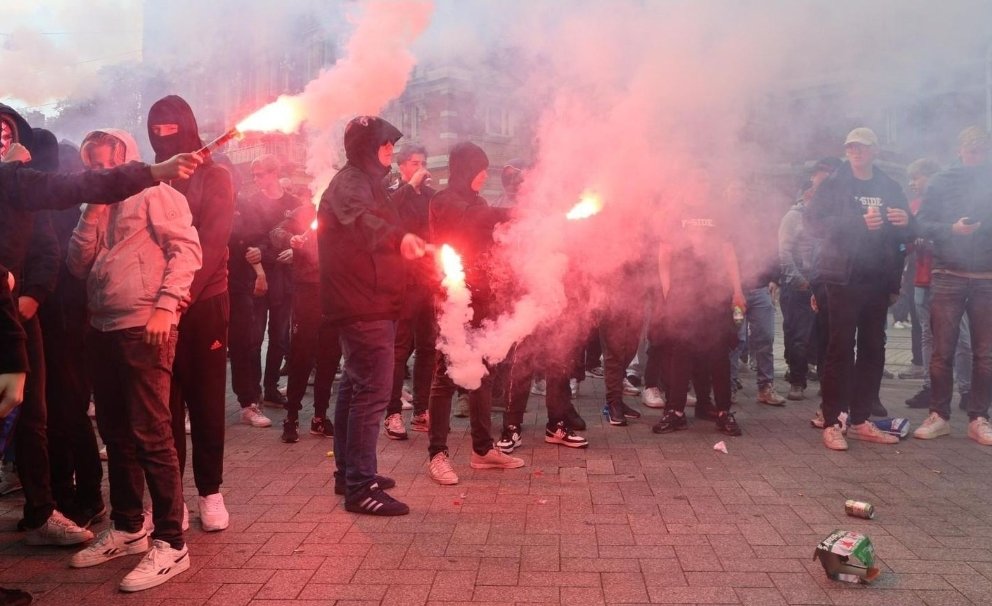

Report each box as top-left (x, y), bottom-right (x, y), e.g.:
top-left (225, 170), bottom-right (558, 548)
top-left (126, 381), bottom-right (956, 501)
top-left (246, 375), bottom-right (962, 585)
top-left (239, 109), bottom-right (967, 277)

top-left (850, 172), bottom-right (896, 283)
top-left (667, 201), bottom-right (730, 298)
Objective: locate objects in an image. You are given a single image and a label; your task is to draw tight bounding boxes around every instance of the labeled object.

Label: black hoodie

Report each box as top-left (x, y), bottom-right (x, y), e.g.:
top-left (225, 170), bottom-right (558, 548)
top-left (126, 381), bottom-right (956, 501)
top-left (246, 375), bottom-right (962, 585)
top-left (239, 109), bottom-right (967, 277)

top-left (0, 104), bottom-right (40, 292)
top-left (429, 141), bottom-right (508, 307)
top-left (317, 115), bottom-right (406, 324)
top-left (148, 95), bottom-right (234, 304)
top-left (19, 129), bottom-right (60, 306)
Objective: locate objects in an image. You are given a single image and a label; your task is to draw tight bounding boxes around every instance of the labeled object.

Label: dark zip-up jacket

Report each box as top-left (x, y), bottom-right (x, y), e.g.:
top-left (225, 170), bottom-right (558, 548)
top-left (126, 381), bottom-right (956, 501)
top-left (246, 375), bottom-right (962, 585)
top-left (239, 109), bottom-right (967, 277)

top-left (804, 162), bottom-right (912, 293)
top-left (271, 203), bottom-right (319, 285)
top-left (917, 165), bottom-right (992, 274)
top-left (317, 116), bottom-right (406, 324)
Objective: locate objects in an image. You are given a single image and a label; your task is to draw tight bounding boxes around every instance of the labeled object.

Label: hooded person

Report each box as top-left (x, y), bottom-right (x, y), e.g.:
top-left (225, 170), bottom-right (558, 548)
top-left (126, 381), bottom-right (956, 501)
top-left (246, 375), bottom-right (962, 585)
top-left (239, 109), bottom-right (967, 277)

top-left (147, 95), bottom-right (234, 531)
top-left (317, 115), bottom-right (425, 516)
top-left (36, 135), bottom-right (106, 531)
top-left (424, 141), bottom-right (523, 487)
top-left (66, 128), bottom-right (201, 592)
top-left (0, 107), bottom-right (97, 550)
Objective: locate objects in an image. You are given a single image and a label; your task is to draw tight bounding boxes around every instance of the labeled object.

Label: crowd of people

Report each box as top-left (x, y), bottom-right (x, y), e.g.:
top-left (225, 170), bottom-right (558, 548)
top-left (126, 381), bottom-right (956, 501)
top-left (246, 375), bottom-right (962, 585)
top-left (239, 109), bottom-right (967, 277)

top-left (0, 95), bottom-right (989, 594)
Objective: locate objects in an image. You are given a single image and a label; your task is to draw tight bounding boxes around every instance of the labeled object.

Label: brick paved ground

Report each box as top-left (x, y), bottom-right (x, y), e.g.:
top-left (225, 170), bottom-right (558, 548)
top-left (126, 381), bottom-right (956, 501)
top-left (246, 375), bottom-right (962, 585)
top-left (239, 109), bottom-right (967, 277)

top-left (3, 321), bottom-right (992, 605)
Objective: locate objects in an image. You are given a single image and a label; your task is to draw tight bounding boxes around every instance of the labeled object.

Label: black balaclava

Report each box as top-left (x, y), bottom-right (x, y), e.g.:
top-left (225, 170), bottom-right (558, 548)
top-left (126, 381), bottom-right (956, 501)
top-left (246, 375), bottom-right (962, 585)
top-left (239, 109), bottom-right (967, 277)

top-left (147, 95), bottom-right (204, 163)
top-left (447, 141), bottom-right (489, 197)
top-left (0, 103), bottom-right (34, 156)
top-left (343, 115), bottom-right (402, 180)
top-left (29, 128), bottom-right (59, 174)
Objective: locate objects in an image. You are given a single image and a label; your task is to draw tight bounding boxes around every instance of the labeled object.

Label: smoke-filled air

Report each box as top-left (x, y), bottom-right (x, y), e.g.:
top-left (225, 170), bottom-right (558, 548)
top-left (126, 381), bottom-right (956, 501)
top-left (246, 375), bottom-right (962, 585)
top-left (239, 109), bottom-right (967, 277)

top-left (4, 0), bottom-right (991, 391)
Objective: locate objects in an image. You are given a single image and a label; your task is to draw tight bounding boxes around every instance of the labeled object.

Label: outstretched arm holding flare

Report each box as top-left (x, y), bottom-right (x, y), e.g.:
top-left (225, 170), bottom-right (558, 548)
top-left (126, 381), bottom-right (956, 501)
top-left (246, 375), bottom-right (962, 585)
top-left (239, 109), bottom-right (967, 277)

top-left (0, 142), bottom-right (202, 212)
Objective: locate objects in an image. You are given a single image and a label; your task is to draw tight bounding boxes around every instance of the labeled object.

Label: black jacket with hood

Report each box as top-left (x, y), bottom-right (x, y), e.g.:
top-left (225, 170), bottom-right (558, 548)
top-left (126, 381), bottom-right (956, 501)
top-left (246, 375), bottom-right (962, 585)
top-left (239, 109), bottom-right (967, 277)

top-left (317, 116), bottom-right (406, 324)
top-left (804, 161), bottom-right (911, 293)
top-left (148, 95), bottom-right (234, 304)
top-left (0, 104), bottom-right (39, 291)
top-left (917, 164), bottom-right (992, 274)
top-left (429, 141), bottom-right (508, 308)
top-left (19, 129), bottom-right (61, 306)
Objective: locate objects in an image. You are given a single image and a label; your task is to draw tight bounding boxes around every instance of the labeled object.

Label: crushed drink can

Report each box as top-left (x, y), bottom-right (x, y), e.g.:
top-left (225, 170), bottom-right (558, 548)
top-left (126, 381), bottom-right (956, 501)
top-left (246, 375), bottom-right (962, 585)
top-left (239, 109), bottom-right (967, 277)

top-left (873, 417), bottom-right (910, 438)
top-left (845, 499), bottom-right (875, 519)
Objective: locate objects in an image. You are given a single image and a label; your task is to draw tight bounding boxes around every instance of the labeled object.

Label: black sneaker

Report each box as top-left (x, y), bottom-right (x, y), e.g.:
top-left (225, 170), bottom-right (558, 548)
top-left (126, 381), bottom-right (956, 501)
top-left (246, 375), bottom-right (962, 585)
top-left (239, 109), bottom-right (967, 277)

top-left (959, 391), bottom-right (971, 411)
top-left (67, 503), bottom-right (108, 529)
top-left (334, 475), bottom-right (396, 496)
top-left (281, 419), bottom-right (299, 443)
top-left (344, 483), bottom-right (409, 516)
top-left (496, 425), bottom-right (522, 453)
top-left (263, 391), bottom-right (288, 408)
top-left (870, 400), bottom-right (888, 418)
top-left (715, 411), bottom-right (742, 436)
top-left (310, 416), bottom-right (334, 437)
top-left (621, 403), bottom-right (641, 420)
top-left (544, 421), bottom-right (588, 448)
top-left (566, 407), bottom-right (586, 431)
top-left (652, 410), bottom-right (688, 434)
top-left (905, 387), bottom-right (931, 409)
top-left (606, 403), bottom-right (627, 426)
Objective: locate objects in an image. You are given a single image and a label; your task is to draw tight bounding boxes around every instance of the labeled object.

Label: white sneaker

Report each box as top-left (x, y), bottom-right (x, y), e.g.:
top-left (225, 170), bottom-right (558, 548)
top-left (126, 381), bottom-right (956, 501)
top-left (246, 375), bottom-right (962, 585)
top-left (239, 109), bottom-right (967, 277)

top-left (0, 463), bottom-right (22, 495)
top-left (848, 421), bottom-right (899, 444)
top-left (184, 411), bottom-right (191, 435)
top-left (198, 493), bottom-right (229, 532)
top-left (428, 452), bottom-right (459, 485)
top-left (142, 503), bottom-right (189, 534)
top-left (470, 448), bottom-right (525, 470)
top-left (24, 510), bottom-right (94, 546)
top-left (119, 539), bottom-right (190, 592)
top-left (384, 413), bottom-right (408, 440)
top-left (240, 404), bottom-right (271, 428)
top-left (531, 379), bottom-right (547, 396)
top-left (641, 387), bottom-right (665, 409)
top-left (70, 524), bottom-right (149, 568)
top-left (968, 417), bottom-right (992, 446)
top-left (823, 425), bottom-right (848, 451)
top-left (913, 412), bottom-right (951, 440)
top-left (622, 378), bottom-right (640, 396)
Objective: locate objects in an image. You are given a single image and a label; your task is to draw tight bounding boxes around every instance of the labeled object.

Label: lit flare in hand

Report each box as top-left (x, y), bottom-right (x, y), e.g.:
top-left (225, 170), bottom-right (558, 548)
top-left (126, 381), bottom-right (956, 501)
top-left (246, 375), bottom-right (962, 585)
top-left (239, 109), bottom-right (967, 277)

top-left (236, 96), bottom-right (306, 134)
top-left (440, 244), bottom-right (466, 287)
top-left (565, 191), bottom-right (603, 220)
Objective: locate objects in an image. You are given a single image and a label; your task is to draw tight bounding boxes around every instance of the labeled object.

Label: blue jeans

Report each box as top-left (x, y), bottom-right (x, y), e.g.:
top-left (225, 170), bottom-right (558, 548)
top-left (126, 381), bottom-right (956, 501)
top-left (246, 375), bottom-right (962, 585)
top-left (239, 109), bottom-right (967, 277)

top-left (731, 287), bottom-right (775, 388)
top-left (915, 286), bottom-right (972, 391)
top-left (928, 274), bottom-right (991, 420)
top-left (334, 320), bottom-right (395, 500)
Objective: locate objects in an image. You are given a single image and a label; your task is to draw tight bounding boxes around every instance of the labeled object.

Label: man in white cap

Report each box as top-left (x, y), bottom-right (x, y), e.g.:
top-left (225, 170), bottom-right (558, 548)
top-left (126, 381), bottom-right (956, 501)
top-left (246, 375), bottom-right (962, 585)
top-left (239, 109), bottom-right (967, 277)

top-left (804, 127), bottom-right (913, 451)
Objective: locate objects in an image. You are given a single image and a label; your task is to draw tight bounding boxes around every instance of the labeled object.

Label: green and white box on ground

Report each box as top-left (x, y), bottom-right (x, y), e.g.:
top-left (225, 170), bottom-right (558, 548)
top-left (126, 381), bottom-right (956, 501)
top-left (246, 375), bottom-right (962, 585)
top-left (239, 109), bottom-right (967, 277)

top-left (813, 530), bottom-right (880, 583)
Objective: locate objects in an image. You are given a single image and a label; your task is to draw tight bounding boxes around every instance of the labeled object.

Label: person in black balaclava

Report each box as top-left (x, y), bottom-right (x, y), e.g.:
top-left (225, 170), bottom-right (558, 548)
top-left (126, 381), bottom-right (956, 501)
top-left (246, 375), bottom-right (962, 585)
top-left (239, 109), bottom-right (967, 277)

top-left (424, 141), bottom-right (525, 486)
top-left (317, 115), bottom-right (425, 516)
top-left (147, 95), bottom-right (235, 532)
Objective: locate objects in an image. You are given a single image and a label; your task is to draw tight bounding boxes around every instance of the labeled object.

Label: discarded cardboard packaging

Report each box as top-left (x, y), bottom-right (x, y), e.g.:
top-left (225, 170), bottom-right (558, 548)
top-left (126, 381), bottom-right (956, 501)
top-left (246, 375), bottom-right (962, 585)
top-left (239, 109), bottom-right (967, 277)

top-left (813, 530), bottom-right (880, 584)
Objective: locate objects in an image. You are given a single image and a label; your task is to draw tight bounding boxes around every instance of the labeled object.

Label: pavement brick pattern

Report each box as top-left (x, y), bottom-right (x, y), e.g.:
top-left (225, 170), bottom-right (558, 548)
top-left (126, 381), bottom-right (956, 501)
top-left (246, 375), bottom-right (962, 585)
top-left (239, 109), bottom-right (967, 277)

top-left (3, 321), bottom-right (990, 605)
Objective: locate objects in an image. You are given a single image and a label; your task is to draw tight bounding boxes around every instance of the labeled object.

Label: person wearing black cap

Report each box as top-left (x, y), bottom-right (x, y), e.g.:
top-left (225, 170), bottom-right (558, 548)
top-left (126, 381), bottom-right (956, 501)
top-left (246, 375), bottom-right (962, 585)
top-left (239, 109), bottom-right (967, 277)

top-left (147, 96), bottom-right (235, 531)
top-left (317, 115), bottom-right (425, 516)
top-left (425, 141), bottom-right (524, 486)
top-left (779, 157), bottom-right (840, 402)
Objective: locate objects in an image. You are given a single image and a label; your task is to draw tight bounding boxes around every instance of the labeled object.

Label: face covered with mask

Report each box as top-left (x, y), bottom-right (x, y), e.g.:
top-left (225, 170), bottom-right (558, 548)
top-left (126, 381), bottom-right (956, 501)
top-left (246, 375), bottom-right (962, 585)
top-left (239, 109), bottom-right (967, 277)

top-left (147, 95), bottom-right (204, 163)
top-left (0, 104), bottom-right (34, 159)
